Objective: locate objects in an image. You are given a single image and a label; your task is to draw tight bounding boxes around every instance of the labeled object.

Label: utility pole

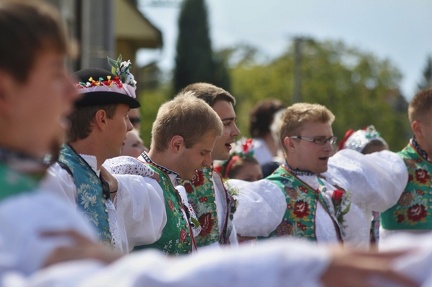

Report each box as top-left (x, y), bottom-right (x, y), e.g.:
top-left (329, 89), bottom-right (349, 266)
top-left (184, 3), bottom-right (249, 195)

top-left (292, 36), bottom-right (314, 103)
top-left (292, 37), bottom-right (303, 103)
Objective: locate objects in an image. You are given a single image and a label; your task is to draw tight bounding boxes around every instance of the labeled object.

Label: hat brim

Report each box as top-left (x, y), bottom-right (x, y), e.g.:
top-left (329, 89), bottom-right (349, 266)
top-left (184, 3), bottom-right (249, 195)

top-left (75, 91), bottom-right (141, 108)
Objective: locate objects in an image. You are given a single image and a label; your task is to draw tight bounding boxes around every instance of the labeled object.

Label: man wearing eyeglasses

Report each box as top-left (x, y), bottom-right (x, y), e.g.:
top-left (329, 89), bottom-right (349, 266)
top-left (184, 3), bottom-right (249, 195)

top-left (230, 103), bottom-right (407, 250)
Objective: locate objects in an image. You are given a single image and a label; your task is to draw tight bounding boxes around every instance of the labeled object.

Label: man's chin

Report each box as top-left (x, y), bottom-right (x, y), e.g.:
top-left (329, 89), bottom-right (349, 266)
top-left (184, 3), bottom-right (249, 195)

top-left (211, 152), bottom-right (229, 162)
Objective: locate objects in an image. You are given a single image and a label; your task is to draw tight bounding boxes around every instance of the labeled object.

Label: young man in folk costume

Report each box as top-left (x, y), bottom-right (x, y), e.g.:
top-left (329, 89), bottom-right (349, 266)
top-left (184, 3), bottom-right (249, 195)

top-left (180, 83), bottom-right (240, 247)
top-left (0, 2), bottom-right (420, 287)
top-left (42, 65), bottom-right (167, 254)
top-left (230, 103), bottom-right (407, 249)
top-left (106, 91), bottom-right (223, 254)
top-left (381, 88), bottom-right (432, 242)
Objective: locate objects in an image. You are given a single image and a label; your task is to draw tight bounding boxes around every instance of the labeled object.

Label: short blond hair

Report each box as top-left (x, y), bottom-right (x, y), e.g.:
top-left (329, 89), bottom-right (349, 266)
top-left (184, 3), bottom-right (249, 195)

top-left (279, 103), bottom-right (335, 151)
top-left (151, 91), bottom-right (223, 152)
top-left (408, 88), bottom-right (432, 124)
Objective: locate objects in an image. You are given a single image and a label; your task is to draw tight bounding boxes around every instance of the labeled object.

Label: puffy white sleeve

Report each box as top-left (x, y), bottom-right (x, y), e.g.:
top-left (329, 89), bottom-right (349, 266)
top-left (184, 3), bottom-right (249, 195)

top-left (113, 175), bottom-right (167, 252)
top-left (228, 179), bottom-right (286, 237)
top-left (104, 156), bottom-right (154, 177)
top-left (325, 149), bottom-right (408, 212)
top-left (5, 238), bottom-right (330, 287)
top-left (39, 163), bottom-right (77, 206)
top-left (0, 191), bottom-right (96, 277)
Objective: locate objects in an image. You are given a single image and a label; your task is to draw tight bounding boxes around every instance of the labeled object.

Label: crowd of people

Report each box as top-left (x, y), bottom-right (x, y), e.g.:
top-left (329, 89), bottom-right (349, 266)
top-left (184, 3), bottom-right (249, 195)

top-left (4, 0), bottom-right (432, 286)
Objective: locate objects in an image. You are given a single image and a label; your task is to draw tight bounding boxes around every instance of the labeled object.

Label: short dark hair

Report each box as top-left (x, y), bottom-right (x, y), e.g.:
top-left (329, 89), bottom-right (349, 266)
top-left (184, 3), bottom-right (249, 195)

top-left (67, 105), bottom-right (117, 142)
top-left (249, 99), bottom-right (285, 138)
top-left (0, 0), bottom-right (74, 82)
top-left (181, 82), bottom-right (236, 107)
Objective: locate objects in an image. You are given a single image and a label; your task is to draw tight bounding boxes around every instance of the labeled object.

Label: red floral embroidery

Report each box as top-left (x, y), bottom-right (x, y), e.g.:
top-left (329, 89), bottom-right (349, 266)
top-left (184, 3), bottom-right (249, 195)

top-left (415, 169), bottom-right (430, 184)
top-left (180, 229), bottom-right (187, 242)
top-left (199, 197), bottom-right (208, 202)
top-left (184, 182), bottom-right (194, 194)
top-left (407, 204), bottom-right (427, 222)
top-left (293, 200), bottom-right (310, 218)
top-left (168, 200), bottom-right (175, 211)
top-left (192, 170), bottom-right (205, 186)
top-left (397, 214), bottom-right (405, 223)
top-left (275, 220), bottom-right (293, 236)
top-left (298, 186), bottom-right (308, 194)
top-left (296, 222), bottom-right (307, 231)
top-left (198, 213), bottom-right (214, 237)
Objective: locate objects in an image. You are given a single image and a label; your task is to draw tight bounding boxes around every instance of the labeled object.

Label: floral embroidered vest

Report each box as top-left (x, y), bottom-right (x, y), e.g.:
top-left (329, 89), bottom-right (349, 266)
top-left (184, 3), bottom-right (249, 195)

top-left (134, 165), bottom-right (194, 255)
top-left (182, 166), bottom-right (234, 247)
top-left (381, 143), bottom-right (432, 230)
top-left (0, 163), bottom-right (39, 202)
top-left (263, 166), bottom-right (342, 242)
top-left (58, 144), bottom-right (112, 247)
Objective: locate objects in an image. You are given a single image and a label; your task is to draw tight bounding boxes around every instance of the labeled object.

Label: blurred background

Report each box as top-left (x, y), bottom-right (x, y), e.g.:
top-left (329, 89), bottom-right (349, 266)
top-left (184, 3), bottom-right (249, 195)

top-left (48, 0), bottom-right (432, 151)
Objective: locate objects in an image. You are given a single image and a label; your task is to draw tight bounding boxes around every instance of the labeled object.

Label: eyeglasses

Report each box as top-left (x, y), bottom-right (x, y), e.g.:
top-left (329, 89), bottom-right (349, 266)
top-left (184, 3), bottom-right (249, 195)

top-left (289, 136), bottom-right (337, 145)
top-left (129, 117), bottom-right (141, 125)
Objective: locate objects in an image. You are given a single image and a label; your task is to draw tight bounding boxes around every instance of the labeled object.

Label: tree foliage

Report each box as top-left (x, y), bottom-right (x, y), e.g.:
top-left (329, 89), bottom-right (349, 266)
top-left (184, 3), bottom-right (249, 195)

top-left (173, 0), bottom-right (230, 94)
top-left (227, 39), bottom-right (410, 151)
top-left (417, 55), bottom-right (432, 91)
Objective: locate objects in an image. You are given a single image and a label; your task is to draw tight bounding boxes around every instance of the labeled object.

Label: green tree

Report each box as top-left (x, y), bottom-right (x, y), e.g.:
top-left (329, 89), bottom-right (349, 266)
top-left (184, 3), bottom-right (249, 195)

top-left (417, 55), bottom-right (432, 91)
top-left (174, 0), bottom-right (230, 94)
top-left (228, 39), bottom-right (410, 151)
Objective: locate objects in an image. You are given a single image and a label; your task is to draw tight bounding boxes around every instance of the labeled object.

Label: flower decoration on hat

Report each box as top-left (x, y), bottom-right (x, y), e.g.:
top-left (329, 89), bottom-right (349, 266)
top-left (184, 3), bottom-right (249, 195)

top-left (216, 138), bottom-right (255, 178)
top-left (107, 54), bottom-right (137, 88)
top-left (339, 125), bottom-right (387, 153)
top-left (73, 56), bottom-right (141, 108)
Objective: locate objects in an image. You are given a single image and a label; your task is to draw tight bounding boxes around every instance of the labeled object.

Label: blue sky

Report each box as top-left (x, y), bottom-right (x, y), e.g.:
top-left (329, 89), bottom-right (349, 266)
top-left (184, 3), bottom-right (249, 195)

top-left (138, 0), bottom-right (432, 99)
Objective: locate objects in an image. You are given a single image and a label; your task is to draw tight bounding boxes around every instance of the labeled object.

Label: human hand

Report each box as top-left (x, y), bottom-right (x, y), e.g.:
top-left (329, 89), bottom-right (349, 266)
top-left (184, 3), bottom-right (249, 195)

top-left (100, 166), bottom-right (119, 196)
top-left (41, 229), bottom-right (122, 267)
top-left (321, 247), bottom-right (419, 287)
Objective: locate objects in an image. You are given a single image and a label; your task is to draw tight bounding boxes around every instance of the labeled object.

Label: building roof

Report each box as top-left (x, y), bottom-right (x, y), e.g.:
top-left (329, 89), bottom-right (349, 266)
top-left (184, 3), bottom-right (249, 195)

top-left (115, 0), bottom-right (163, 49)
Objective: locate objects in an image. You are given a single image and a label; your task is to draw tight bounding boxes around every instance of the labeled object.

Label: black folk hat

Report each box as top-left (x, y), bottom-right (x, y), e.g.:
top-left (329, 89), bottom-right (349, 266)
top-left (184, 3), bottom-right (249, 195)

top-left (73, 68), bottom-right (140, 108)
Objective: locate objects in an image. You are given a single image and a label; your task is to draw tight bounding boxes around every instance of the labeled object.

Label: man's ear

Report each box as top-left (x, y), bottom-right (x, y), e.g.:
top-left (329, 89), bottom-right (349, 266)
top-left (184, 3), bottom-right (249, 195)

top-left (283, 136), bottom-right (295, 150)
top-left (0, 71), bottom-right (17, 116)
top-left (93, 109), bottom-right (108, 131)
top-left (170, 135), bottom-right (184, 153)
top-left (412, 120), bottom-right (422, 138)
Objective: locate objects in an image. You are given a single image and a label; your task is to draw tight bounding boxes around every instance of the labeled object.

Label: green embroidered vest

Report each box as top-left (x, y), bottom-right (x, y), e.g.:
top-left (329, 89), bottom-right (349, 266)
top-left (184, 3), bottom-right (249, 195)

top-left (134, 165), bottom-right (194, 255)
top-left (262, 166), bottom-right (341, 242)
top-left (381, 143), bottom-right (432, 230)
top-left (0, 163), bottom-right (39, 202)
top-left (58, 144), bottom-right (112, 247)
top-left (182, 167), bottom-right (220, 247)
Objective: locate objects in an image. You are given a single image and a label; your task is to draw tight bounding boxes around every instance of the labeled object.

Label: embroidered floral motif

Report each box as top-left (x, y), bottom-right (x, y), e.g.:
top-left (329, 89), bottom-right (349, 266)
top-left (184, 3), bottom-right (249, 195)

top-left (182, 167), bottom-right (220, 247)
top-left (382, 143), bottom-right (431, 227)
top-left (331, 188), bottom-right (351, 228)
top-left (192, 170), bottom-right (205, 186)
top-left (184, 181), bottom-right (194, 193)
top-left (198, 213), bottom-right (214, 237)
top-left (293, 200), bottom-right (310, 218)
top-left (275, 220), bottom-right (293, 236)
top-left (415, 169), bottom-right (430, 184)
top-left (407, 204), bottom-right (427, 222)
top-left (168, 199), bottom-right (175, 211)
top-left (179, 229), bottom-right (187, 242)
